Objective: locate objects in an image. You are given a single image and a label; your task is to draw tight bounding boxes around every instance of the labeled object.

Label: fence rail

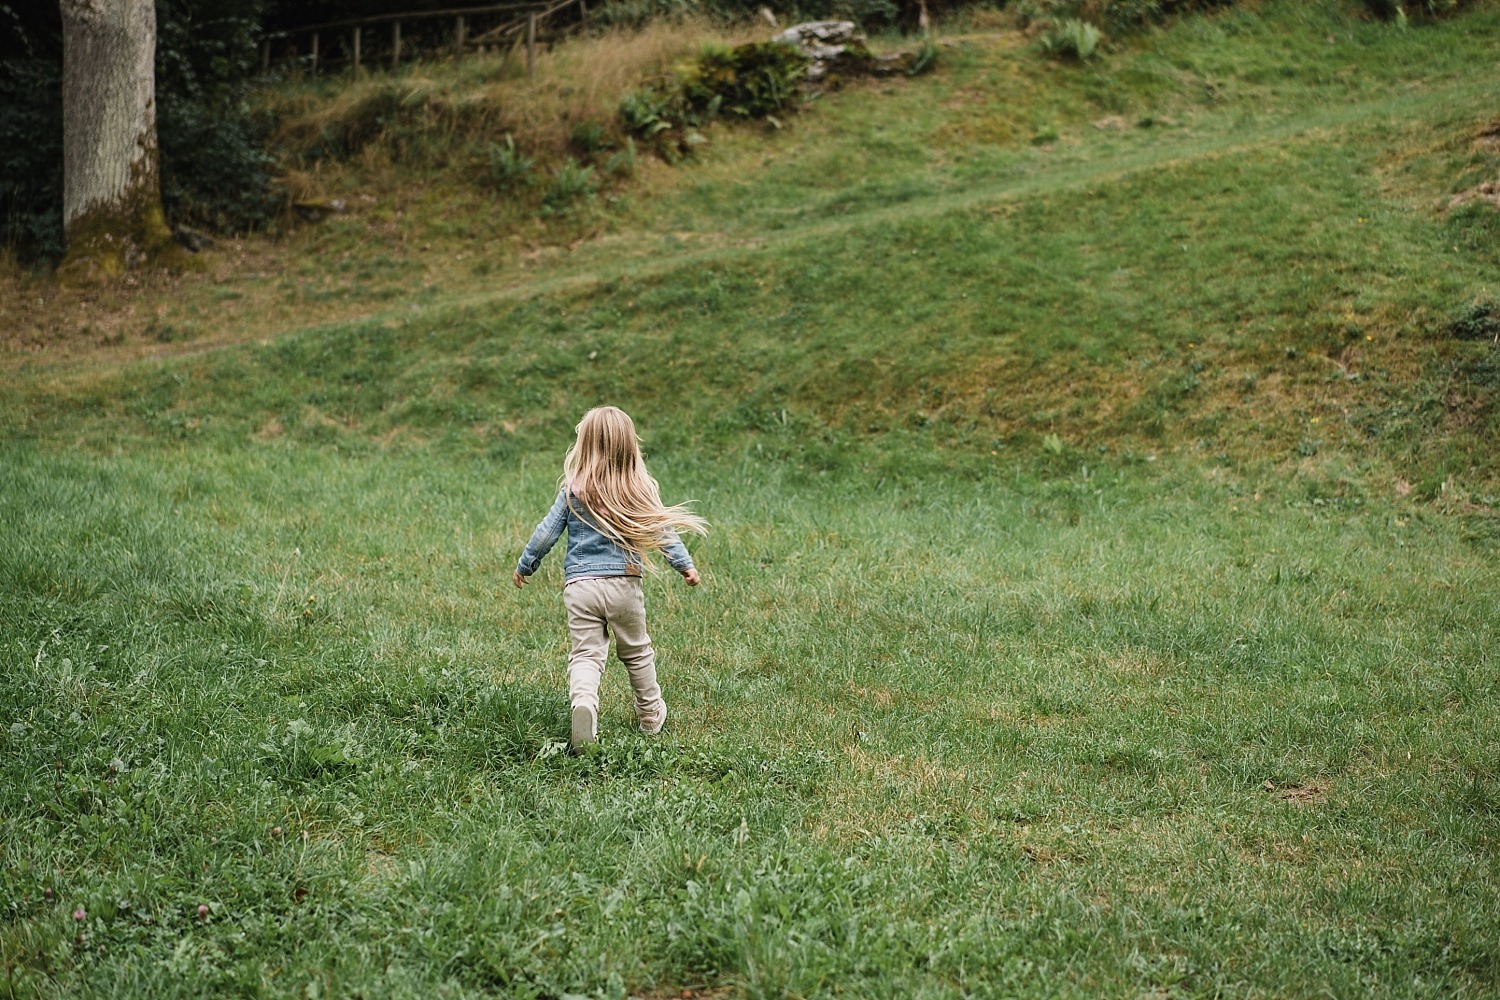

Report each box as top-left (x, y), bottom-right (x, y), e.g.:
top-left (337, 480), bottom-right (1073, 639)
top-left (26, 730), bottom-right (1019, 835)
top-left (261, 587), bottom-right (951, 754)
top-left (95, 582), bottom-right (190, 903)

top-left (262, 0), bottom-right (591, 78)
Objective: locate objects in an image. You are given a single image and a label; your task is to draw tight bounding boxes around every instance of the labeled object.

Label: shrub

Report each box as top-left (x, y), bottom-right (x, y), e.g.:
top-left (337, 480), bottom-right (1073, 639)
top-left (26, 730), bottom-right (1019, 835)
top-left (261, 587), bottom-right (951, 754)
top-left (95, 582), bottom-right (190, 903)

top-left (680, 42), bottom-right (808, 120)
top-left (1449, 301), bottom-right (1500, 342)
top-left (1040, 18), bottom-right (1103, 61)
top-left (1019, 0), bottom-right (1245, 31)
top-left (1359, 0), bottom-right (1473, 18)
top-left (569, 120), bottom-right (611, 156)
top-left (542, 158), bottom-right (598, 211)
top-left (621, 88), bottom-right (676, 138)
top-left (604, 138), bottom-right (639, 178)
top-left (486, 135), bottom-right (535, 192)
top-left (155, 1), bottom-right (276, 233)
top-left (908, 39), bottom-right (940, 76)
top-left (158, 92), bottom-right (276, 234)
top-left (1102, 0), bottom-right (1238, 28)
top-left (621, 39), bottom-right (808, 150)
top-left (0, 56), bottom-right (64, 262)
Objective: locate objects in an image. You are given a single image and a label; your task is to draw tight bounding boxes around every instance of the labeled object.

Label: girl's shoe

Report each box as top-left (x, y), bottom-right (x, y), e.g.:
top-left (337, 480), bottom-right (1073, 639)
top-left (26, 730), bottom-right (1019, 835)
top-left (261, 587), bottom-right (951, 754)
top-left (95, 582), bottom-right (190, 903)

top-left (570, 705), bottom-right (597, 752)
top-left (639, 704), bottom-right (666, 736)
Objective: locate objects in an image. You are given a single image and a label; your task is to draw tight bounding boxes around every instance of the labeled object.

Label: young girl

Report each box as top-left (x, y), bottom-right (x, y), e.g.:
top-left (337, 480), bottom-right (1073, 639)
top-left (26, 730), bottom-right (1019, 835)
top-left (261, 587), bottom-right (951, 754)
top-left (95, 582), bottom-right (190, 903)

top-left (514, 406), bottom-right (707, 751)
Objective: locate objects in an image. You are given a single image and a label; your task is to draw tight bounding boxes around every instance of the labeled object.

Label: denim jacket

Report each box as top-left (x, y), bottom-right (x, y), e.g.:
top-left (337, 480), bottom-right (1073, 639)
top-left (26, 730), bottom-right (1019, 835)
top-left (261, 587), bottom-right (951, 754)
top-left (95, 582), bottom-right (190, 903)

top-left (516, 489), bottom-right (695, 582)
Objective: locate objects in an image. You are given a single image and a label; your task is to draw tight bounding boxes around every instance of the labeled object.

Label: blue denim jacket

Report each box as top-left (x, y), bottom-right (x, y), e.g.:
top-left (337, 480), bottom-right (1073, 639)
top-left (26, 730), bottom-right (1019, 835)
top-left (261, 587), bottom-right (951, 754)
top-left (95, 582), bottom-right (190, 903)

top-left (516, 489), bottom-right (695, 582)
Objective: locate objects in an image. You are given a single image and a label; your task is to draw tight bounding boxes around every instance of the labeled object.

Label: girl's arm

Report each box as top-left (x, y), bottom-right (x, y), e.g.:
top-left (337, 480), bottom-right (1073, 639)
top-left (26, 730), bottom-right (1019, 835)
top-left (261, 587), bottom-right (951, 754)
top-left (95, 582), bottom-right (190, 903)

top-left (660, 529), bottom-right (698, 585)
top-left (514, 490), bottom-right (568, 585)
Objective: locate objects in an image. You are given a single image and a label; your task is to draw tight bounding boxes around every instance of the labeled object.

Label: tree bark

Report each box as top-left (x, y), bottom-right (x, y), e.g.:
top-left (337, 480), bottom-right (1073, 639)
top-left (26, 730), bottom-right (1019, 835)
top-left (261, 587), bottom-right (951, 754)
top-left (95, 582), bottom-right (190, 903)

top-left (58, 0), bottom-right (176, 278)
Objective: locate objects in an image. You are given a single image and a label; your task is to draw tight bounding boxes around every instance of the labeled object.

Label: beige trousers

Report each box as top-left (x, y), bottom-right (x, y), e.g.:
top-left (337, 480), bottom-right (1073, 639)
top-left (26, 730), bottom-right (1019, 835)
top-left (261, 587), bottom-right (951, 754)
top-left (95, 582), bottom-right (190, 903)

top-left (562, 576), bottom-right (665, 729)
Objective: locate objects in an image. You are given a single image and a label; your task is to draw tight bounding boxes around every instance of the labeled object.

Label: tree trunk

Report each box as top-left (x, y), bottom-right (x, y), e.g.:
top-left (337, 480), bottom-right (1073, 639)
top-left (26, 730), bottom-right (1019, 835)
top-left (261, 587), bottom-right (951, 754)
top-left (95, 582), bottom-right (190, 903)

top-left (58, 0), bottom-right (176, 279)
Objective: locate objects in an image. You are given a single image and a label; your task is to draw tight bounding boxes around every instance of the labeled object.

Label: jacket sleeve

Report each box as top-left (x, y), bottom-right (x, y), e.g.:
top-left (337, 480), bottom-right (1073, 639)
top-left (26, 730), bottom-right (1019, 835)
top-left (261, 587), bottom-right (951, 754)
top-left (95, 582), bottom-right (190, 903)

top-left (516, 490), bottom-right (568, 577)
top-left (659, 528), bottom-right (695, 574)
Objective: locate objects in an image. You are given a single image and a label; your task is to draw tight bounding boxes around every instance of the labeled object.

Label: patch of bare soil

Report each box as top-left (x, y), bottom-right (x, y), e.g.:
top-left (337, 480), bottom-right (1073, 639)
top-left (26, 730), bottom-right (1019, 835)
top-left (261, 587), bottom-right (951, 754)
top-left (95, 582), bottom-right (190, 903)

top-left (1263, 779), bottom-right (1328, 806)
top-left (1444, 117), bottom-right (1500, 211)
top-left (1476, 115), bottom-right (1500, 149)
top-left (1449, 178), bottom-right (1500, 211)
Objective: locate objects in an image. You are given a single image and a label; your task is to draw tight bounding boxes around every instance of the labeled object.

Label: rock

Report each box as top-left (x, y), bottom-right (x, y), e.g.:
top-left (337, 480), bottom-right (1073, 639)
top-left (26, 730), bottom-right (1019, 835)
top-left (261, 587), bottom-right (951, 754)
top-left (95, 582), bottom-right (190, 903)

top-left (772, 19), bottom-right (935, 84)
top-left (174, 226), bottom-right (216, 253)
top-left (773, 21), bottom-right (868, 80)
top-left (292, 199), bottom-right (348, 223)
top-left (871, 52), bottom-right (915, 76)
top-left (773, 20), bottom-right (863, 50)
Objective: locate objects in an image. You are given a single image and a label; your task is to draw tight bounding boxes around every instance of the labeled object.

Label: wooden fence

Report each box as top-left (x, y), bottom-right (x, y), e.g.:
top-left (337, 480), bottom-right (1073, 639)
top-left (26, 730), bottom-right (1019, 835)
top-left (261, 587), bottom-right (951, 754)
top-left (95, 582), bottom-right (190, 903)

top-left (262, 0), bottom-right (591, 78)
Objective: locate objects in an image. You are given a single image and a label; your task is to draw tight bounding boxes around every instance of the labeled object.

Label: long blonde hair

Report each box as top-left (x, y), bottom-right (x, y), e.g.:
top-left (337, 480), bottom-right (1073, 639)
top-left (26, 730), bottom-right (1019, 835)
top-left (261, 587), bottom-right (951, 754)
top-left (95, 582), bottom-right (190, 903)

top-left (562, 406), bottom-right (707, 555)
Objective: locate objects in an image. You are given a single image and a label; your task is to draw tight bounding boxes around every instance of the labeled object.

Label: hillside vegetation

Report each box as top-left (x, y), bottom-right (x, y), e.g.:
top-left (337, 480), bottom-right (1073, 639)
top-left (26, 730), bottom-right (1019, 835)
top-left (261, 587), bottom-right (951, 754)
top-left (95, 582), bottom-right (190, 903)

top-left (6, 1), bottom-right (1498, 494)
top-left (2, 2), bottom-right (1499, 997)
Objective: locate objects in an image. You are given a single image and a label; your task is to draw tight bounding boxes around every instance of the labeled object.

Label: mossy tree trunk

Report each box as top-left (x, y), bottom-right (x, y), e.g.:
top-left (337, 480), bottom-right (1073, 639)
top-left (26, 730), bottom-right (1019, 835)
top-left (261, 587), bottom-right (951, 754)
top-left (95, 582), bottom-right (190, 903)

top-left (58, 0), bottom-right (176, 279)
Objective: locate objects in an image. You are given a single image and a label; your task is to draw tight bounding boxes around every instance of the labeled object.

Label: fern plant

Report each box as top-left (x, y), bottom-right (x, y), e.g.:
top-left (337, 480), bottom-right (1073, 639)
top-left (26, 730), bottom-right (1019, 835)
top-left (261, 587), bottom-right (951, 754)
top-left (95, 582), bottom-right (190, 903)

top-left (542, 158), bottom-right (597, 212)
top-left (486, 135), bottom-right (534, 192)
top-left (908, 39), bottom-right (940, 76)
top-left (1040, 18), bottom-right (1102, 62)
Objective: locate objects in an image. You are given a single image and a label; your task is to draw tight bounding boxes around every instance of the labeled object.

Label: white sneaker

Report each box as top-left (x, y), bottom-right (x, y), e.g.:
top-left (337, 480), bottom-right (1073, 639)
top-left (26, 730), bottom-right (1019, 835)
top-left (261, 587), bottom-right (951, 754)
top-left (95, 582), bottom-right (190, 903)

top-left (639, 703), bottom-right (666, 736)
top-left (570, 705), bottom-right (597, 752)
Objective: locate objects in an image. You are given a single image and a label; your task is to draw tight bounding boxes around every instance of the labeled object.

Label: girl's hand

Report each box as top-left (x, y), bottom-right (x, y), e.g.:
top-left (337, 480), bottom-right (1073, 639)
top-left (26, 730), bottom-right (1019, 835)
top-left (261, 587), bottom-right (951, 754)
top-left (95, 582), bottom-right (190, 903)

top-left (683, 568), bottom-right (701, 587)
top-left (513, 571), bottom-right (527, 589)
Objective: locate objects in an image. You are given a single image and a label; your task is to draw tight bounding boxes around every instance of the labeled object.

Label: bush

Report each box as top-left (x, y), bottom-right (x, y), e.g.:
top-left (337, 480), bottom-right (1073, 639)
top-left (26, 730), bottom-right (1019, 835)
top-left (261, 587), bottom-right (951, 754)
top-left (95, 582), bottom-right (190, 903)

top-left (486, 135), bottom-right (535, 192)
top-left (621, 40), bottom-right (808, 152)
top-left (604, 139), bottom-right (639, 178)
top-left (0, 55), bottom-right (64, 263)
top-left (621, 88), bottom-right (676, 138)
top-left (1449, 301), bottom-right (1500, 342)
top-left (1359, 0), bottom-right (1474, 18)
top-left (908, 38), bottom-right (940, 76)
top-left (569, 120), bottom-right (612, 156)
top-left (542, 158), bottom-right (598, 212)
top-left (1103, 0), bottom-right (1237, 28)
top-left (1040, 18), bottom-right (1103, 61)
top-left (155, 0), bottom-right (277, 233)
top-left (681, 42), bottom-right (808, 120)
top-left (1018, 0), bottom-right (1244, 31)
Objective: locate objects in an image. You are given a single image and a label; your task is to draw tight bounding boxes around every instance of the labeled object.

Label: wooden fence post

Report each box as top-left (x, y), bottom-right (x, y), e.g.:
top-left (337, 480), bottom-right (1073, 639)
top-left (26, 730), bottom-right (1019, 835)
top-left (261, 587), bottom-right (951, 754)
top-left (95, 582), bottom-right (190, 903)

top-left (392, 21), bottom-right (402, 70)
top-left (353, 25), bottom-right (362, 72)
top-left (526, 13), bottom-right (536, 77)
top-left (455, 15), bottom-right (466, 59)
top-left (311, 31), bottom-right (320, 73)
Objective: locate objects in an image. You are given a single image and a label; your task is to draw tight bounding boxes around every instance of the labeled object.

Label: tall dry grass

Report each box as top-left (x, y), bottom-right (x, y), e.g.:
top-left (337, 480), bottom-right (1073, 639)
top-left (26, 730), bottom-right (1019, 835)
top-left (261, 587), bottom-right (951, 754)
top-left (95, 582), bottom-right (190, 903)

top-left (263, 18), bottom-right (762, 168)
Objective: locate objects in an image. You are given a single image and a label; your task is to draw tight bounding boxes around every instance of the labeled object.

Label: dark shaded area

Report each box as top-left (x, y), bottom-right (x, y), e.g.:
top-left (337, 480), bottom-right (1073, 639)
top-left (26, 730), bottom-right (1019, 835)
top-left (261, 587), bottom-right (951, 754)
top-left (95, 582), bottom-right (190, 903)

top-left (1, 0), bottom-right (274, 265)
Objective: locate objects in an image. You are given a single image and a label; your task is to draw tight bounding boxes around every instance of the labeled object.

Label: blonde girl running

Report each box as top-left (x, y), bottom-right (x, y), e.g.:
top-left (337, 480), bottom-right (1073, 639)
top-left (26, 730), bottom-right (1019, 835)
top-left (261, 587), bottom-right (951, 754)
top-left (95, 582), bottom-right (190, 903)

top-left (514, 406), bottom-right (707, 751)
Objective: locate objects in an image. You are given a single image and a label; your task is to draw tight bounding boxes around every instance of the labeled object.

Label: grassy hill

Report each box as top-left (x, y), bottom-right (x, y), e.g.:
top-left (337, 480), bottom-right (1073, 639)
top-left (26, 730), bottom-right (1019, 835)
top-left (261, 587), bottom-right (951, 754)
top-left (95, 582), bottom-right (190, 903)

top-left (5, 3), bottom-right (1498, 494)
top-left (2, 2), bottom-right (1499, 997)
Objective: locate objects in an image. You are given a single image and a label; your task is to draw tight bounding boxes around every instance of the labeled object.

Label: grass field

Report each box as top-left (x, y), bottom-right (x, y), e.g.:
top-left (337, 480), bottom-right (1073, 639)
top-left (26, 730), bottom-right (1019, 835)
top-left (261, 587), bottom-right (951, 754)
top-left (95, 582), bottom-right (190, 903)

top-left (3, 1), bottom-right (1499, 997)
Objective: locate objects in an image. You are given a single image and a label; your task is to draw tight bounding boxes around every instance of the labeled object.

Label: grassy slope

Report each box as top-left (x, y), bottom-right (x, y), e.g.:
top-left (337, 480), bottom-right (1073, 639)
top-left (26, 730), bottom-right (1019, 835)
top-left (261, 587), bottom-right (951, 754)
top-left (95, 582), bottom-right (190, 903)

top-left (6, 3), bottom-right (1499, 491)
top-left (3, 2), bottom-right (1499, 997)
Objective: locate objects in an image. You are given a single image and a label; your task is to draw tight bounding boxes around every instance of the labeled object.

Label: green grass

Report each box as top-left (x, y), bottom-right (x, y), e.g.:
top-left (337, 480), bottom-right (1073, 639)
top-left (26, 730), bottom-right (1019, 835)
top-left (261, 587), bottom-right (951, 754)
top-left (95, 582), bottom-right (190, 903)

top-left (3, 447), bottom-right (1498, 997)
top-left (4, 1), bottom-right (1500, 996)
